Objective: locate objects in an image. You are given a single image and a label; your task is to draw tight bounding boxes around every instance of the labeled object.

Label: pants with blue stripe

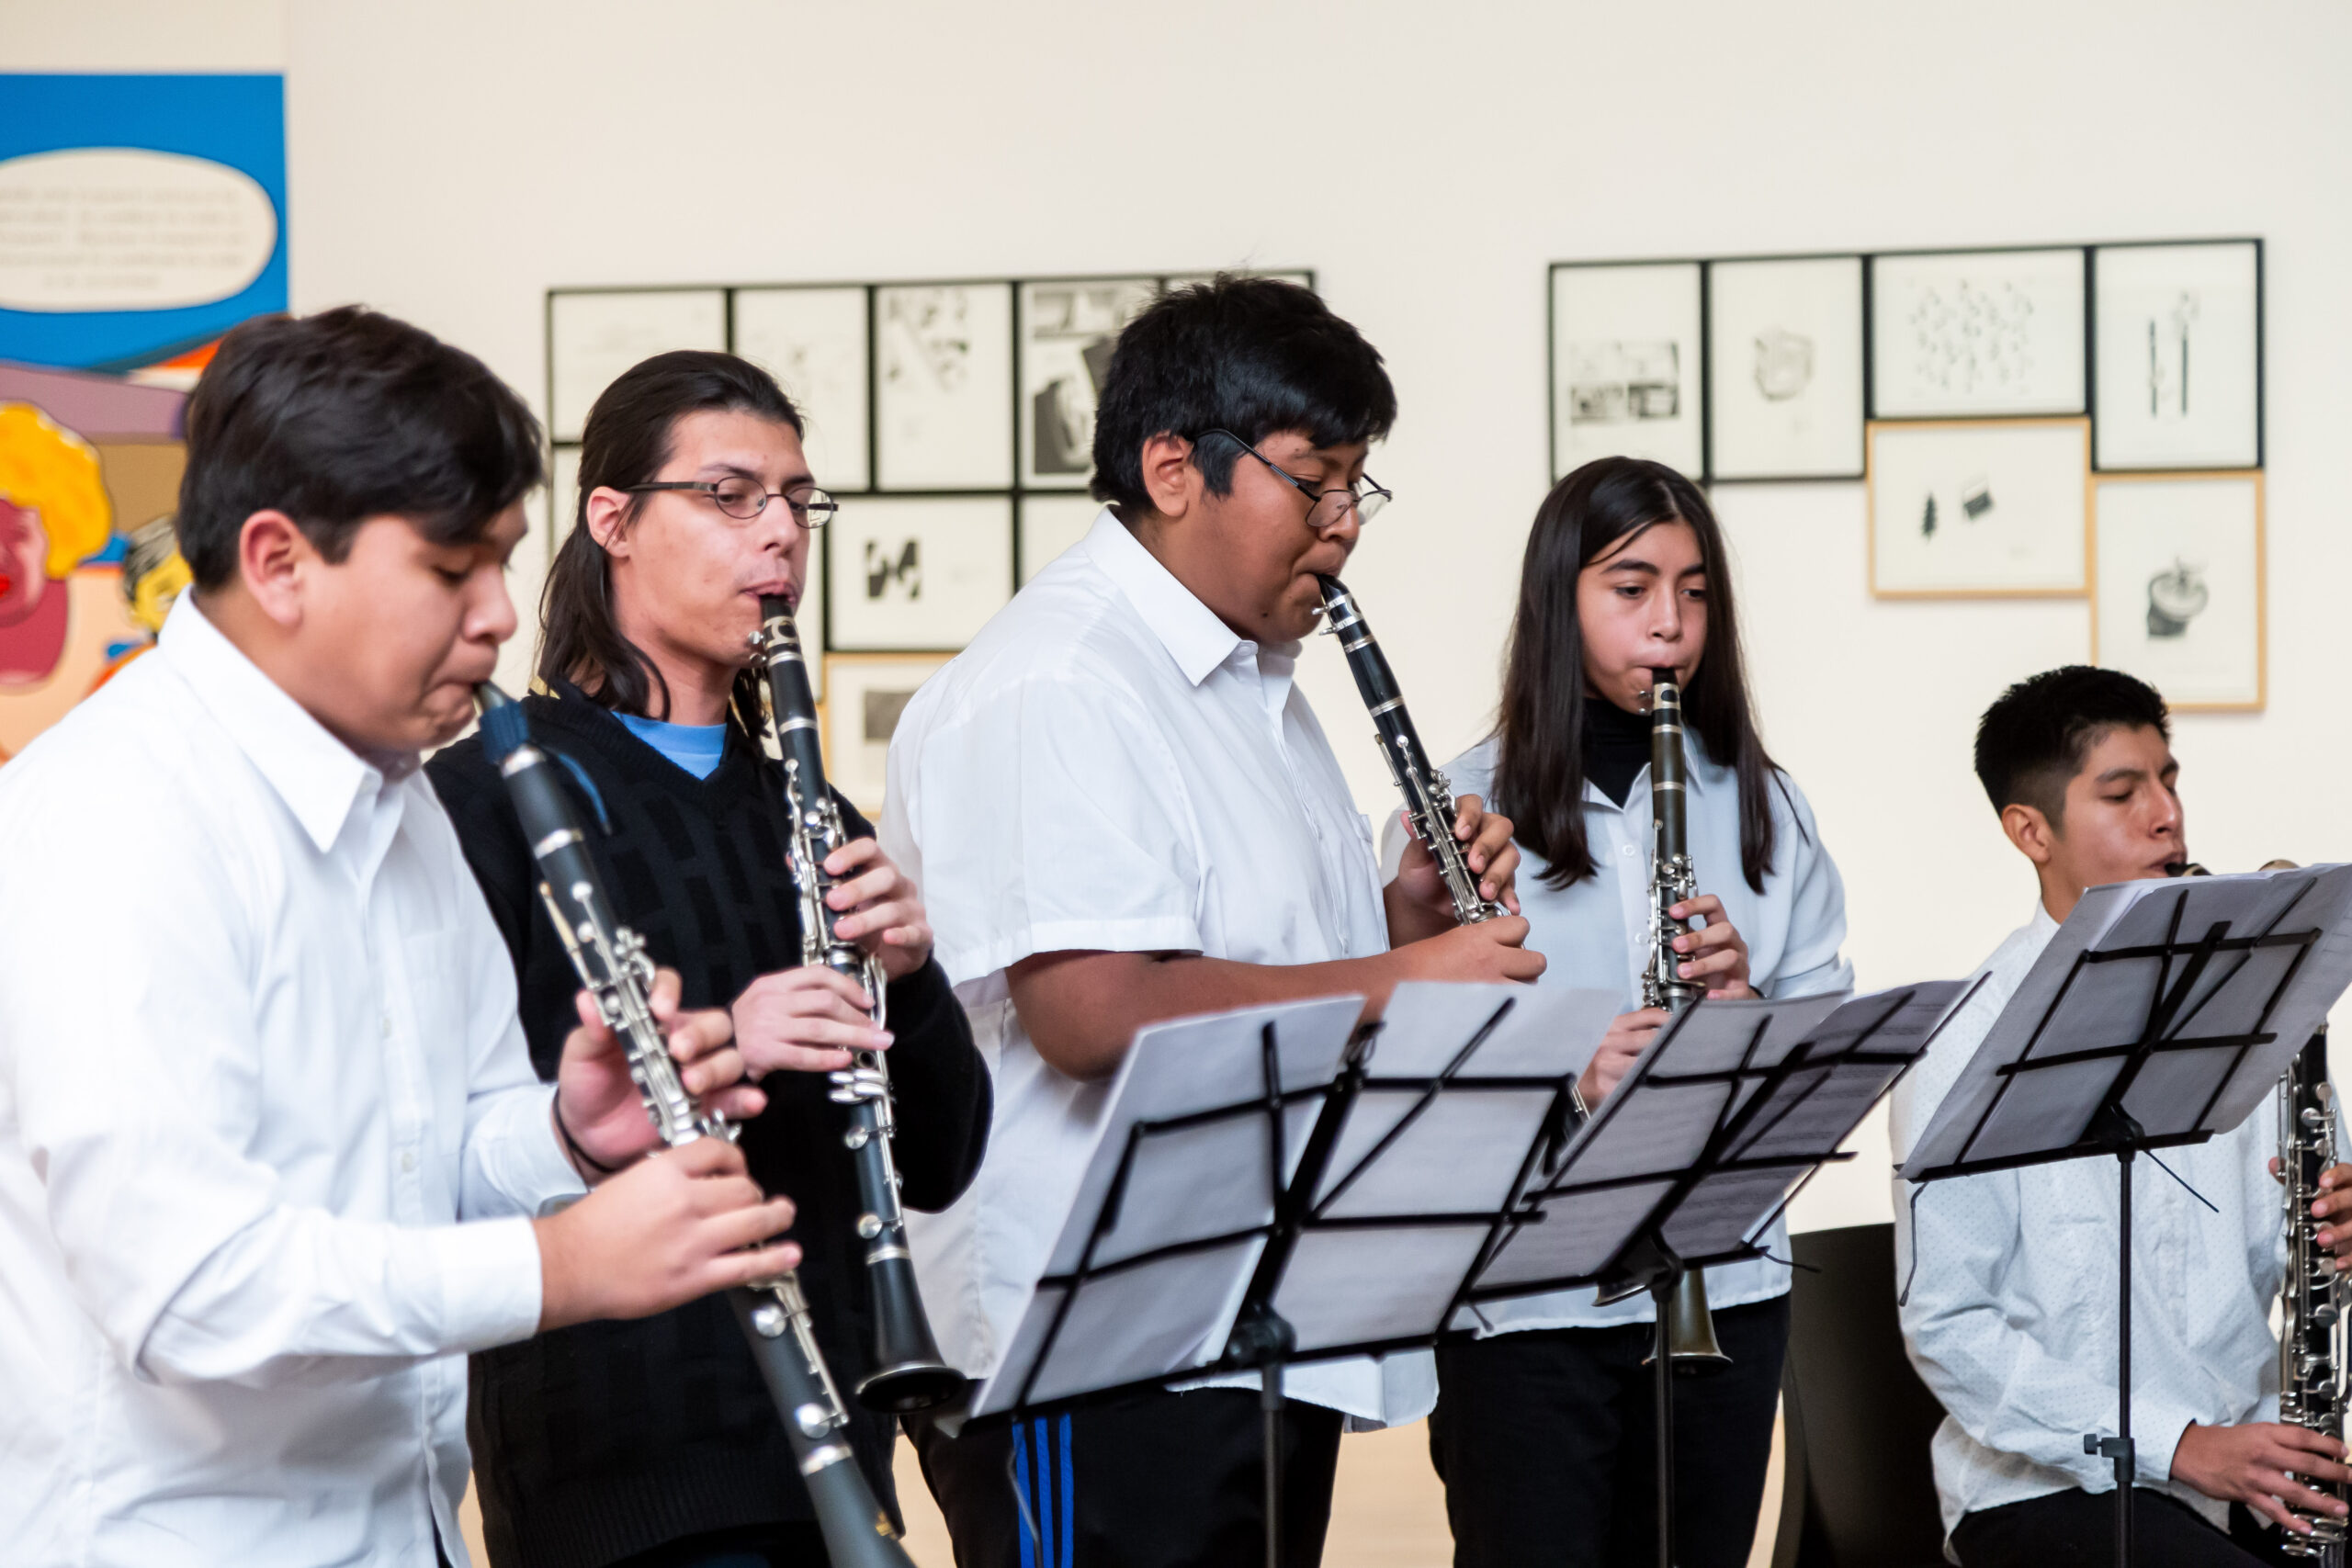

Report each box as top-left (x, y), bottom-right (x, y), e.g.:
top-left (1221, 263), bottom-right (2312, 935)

top-left (911, 1387), bottom-right (1343, 1567)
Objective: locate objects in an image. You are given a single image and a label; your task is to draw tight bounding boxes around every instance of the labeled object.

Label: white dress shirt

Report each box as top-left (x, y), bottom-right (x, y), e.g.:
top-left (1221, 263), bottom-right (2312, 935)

top-left (0, 595), bottom-right (585, 1568)
top-left (1892, 902), bottom-right (2287, 1544)
top-left (882, 508), bottom-right (1431, 1426)
top-left (1381, 735), bottom-right (1852, 1332)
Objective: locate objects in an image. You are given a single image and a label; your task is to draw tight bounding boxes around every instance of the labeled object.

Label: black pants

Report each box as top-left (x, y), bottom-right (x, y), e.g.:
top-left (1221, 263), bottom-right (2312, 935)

top-left (1428, 1295), bottom-right (1790, 1568)
top-left (1952, 1486), bottom-right (2290, 1568)
top-left (911, 1387), bottom-right (1342, 1568)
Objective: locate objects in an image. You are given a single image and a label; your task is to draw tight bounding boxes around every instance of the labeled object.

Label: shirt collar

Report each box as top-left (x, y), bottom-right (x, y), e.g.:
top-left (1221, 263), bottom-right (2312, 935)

top-left (158, 593), bottom-right (399, 855)
top-left (1080, 508), bottom-right (1250, 687)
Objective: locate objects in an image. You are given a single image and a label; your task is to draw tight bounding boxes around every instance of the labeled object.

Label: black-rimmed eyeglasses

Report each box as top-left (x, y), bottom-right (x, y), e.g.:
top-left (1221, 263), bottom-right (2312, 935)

top-left (1196, 429), bottom-right (1390, 531)
top-left (624, 477), bottom-right (838, 528)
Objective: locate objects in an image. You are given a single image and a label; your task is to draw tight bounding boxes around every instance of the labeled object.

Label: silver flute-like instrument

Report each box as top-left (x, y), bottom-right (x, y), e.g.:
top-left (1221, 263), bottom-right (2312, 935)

top-left (749, 597), bottom-right (967, 1415)
top-left (472, 682), bottom-right (916, 1568)
top-left (2281, 1026), bottom-right (2348, 1562)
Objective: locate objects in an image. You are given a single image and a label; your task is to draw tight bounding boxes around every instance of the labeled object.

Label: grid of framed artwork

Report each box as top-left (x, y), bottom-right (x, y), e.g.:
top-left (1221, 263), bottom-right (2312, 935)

top-left (1548, 239), bottom-right (2267, 708)
top-left (546, 270), bottom-right (1312, 798)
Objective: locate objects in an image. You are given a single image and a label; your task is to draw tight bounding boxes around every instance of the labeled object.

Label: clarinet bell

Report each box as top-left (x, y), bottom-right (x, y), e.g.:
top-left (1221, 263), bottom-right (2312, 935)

top-left (1643, 1269), bottom-right (1732, 1372)
top-left (855, 1252), bottom-right (970, 1414)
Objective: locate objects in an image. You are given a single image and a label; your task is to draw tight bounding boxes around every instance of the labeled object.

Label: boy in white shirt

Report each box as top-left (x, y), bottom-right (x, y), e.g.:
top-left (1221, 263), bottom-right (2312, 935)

top-left (0, 307), bottom-right (797, 1568)
top-left (1894, 665), bottom-right (2352, 1566)
top-left (884, 276), bottom-right (1542, 1567)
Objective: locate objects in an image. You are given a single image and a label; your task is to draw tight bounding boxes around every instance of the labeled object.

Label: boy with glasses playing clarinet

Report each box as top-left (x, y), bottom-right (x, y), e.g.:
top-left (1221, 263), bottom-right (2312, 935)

top-left (883, 276), bottom-right (1544, 1567)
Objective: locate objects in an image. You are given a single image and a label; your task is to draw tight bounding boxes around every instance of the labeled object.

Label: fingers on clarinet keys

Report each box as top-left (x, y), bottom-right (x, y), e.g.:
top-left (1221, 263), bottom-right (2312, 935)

top-left (829, 1066), bottom-right (889, 1105)
top-left (538, 1140), bottom-right (801, 1327)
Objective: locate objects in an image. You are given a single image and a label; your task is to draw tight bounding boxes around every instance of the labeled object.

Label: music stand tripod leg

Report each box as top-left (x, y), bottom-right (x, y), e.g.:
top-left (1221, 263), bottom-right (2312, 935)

top-left (1263, 1359), bottom-right (1284, 1568)
top-left (2082, 1105), bottom-right (2143, 1568)
top-left (1652, 1272), bottom-right (1678, 1568)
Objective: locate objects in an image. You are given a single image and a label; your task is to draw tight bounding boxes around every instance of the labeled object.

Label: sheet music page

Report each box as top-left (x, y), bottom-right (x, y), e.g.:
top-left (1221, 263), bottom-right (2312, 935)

top-left (1460, 986), bottom-right (1960, 1310)
top-left (973, 994), bottom-right (1363, 1417)
top-left (1900, 864), bottom-right (2352, 1178)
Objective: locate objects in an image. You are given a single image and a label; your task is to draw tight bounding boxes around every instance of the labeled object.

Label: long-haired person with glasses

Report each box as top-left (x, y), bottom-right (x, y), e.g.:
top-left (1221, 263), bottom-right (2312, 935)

top-left (879, 276), bottom-right (1542, 1567)
top-left (1386, 457), bottom-right (1851, 1568)
top-left (427, 351), bottom-right (990, 1568)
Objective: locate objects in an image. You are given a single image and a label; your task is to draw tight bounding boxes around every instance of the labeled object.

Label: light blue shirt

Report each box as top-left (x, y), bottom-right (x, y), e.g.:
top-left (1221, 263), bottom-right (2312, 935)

top-left (1382, 732), bottom-right (1852, 1332)
top-left (616, 712), bottom-right (727, 780)
top-left (1892, 904), bottom-right (2285, 1544)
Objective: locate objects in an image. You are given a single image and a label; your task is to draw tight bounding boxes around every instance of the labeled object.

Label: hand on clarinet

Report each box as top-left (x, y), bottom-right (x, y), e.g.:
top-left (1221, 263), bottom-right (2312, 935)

top-left (532, 1136), bottom-right (801, 1331)
top-left (1579, 1009), bottom-right (1669, 1109)
top-left (1393, 912), bottom-right (1546, 987)
top-left (2170, 1421), bottom-right (2352, 1532)
top-left (822, 836), bottom-right (935, 981)
top-left (554, 966), bottom-right (762, 1176)
top-left (2294, 1162), bottom-right (2352, 1269)
top-left (1667, 894), bottom-right (1758, 999)
top-left (1393, 794), bottom-right (1522, 919)
top-left (733, 966), bottom-right (892, 1077)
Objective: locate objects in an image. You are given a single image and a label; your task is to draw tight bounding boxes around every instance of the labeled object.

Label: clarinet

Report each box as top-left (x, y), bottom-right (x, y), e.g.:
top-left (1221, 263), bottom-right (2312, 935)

top-left (1641, 669), bottom-right (1702, 1016)
top-left (2280, 1028), bottom-right (2348, 1562)
top-left (748, 596), bottom-right (968, 1414)
top-left (1638, 667), bottom-right (1729, 1370)
top-left (472, 682), bottom-right (917, 1568)
top-left (1317, 576), bottom-right (1505, 926)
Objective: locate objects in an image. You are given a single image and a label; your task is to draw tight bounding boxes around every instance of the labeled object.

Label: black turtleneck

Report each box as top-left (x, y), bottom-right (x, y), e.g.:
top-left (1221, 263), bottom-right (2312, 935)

top-left (1583, 696), bottom-right (1654, 807)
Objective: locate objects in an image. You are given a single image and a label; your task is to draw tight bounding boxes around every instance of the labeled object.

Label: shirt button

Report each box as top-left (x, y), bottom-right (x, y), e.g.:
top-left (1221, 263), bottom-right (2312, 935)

top-left (400, 1149), bottom-right (418, 1174)
top-left (380, 1013), bottom-right (394, 1039)
top-left (1621, 845), bottom-right (1634, 857)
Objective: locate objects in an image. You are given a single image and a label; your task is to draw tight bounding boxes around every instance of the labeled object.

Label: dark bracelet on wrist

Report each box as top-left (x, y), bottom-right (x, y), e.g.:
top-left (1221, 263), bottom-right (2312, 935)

top-left (554, 1099), bottom-right (622, 1177)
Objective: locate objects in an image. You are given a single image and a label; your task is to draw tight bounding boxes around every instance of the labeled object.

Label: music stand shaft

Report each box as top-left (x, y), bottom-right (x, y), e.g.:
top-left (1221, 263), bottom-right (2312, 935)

top-left (1652, 1277), bottom-right (1676, 1568)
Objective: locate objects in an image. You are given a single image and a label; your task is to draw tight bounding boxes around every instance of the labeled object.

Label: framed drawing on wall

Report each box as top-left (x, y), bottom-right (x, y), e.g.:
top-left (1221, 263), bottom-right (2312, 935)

top-left (1867, 418), bottom-right (2089, 597)
top-left (1019, 277), bottom-right (1156, 490)
top-left (2092, 472), bottom-right (2263, 710)
top-left (823, 654), bottom-right (952, 813)
top-left (825, 495), bottom-right (1013, 652)
top-left (734, 286), bottom-right (872, 492)
top-left (1870, 248), bottom-right (2086, 420)
top-left (1706, 254), bottom-right (1865, 480)
top-left (548, 288), bottom-right (728, 443)
top-left (1549, 261), bottom-right (1704, 479)
top-left (875, 282), bottom-right (1013, 490)
top-left (2092, 241), bottom-right (2262, 472)
top-left (1019, 492), bottom-right (1102, 584)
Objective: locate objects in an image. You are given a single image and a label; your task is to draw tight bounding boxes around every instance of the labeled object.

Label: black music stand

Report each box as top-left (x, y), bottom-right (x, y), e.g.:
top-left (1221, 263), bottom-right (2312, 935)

top-left (972, 980), bottom-right (1622, 1568)
top-left (1901, 864), bottom-right (2352, 1568)
top-left (1467, 981), bottom-right (1971, 1568)
top-left (973, 979), bottom-right (1962, 1568)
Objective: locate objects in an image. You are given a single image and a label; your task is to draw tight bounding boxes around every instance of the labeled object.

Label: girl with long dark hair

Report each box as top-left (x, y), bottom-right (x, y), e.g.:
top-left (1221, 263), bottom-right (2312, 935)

top-left (427, 351), bottom-right (989, 1568)
top-left (1387, 457), bottom-right (1850, 1568)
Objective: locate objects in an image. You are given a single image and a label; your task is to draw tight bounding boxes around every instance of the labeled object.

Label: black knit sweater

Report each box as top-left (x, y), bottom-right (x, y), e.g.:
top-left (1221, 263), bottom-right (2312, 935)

top-left (427, 686), bottom-right (989, 1568)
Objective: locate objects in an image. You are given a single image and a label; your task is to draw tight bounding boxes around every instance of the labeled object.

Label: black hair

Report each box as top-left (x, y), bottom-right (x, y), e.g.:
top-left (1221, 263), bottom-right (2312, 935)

top-left (176, 306), bottom-right (542, 592)
top-left (1491, 457), bottom-right (1784, 893)
top-left (1090, 275), bottom-right (1397, 513)
top-left (539, 350), bottom-right (803, 720)
top-left (1973, 665), bottom-right (2171, 829)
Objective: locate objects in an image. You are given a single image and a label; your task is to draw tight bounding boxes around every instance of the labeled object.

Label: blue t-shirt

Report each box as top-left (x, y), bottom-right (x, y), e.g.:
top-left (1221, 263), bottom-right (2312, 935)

top-left (616, 712), bottom-right (727, 780)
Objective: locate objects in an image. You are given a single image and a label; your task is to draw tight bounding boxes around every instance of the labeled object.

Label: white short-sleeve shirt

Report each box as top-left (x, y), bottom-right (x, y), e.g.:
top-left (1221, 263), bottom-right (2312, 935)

top-left (1381, 733), bottom-right (1853, 1332)
top-left (882, 509), bottom-right (1430, 1425)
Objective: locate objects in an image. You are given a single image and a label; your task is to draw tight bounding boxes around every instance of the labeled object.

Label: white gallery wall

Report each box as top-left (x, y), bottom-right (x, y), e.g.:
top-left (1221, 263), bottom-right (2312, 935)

top-left (12, 0), bottom-right (2352, 1230)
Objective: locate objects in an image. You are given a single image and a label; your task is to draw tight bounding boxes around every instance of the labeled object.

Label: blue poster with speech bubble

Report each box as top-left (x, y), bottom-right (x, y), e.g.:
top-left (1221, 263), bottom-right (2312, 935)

top-left (0, 74), bottom-right (287, 372)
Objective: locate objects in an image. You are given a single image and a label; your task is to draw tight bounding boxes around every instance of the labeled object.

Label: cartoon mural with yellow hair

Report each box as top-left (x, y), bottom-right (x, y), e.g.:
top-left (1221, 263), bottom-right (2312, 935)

top-left (0, 370), bottom-right (195, 761)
